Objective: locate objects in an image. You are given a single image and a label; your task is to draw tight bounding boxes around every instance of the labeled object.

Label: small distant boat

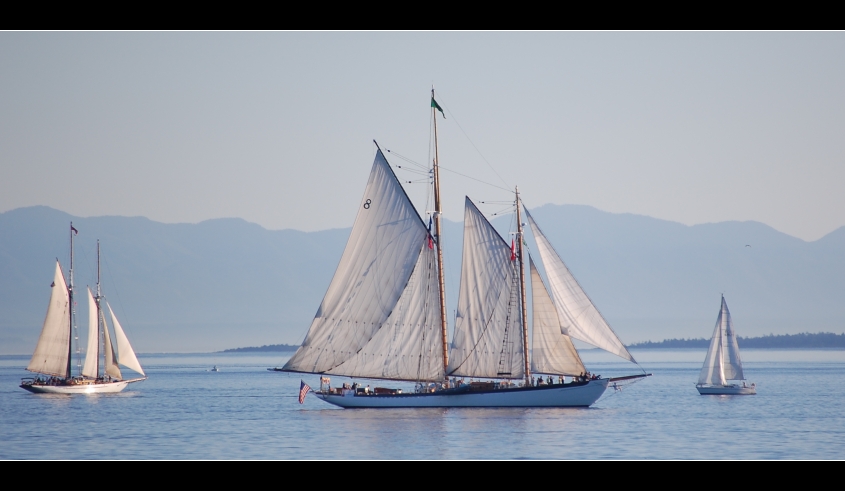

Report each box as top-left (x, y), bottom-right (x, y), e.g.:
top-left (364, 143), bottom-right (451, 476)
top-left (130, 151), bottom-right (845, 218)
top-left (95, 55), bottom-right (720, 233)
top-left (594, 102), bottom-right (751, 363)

top-left (696, 295), bottom-right (756, 395)
top-left (21, 225), bottom-right (146, 394)
top-left (210, 366), bottom-right (220, 372)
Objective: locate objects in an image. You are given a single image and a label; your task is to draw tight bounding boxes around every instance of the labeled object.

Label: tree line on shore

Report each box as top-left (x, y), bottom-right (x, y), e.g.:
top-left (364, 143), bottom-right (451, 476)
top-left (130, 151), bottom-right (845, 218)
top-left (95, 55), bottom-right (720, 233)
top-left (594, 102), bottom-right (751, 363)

top-left (628, 332), bottom-right (845, 349)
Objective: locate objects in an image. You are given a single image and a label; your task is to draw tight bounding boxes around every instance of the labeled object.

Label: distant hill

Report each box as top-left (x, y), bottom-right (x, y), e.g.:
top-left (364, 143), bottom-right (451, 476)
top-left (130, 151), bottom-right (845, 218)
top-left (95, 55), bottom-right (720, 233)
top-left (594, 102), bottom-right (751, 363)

top-left (2, 204), bottom-right (843, 354)
top-left (629, 332), bottom-right (845, 349)
top-left (220, 344), bottom-right (299, 353)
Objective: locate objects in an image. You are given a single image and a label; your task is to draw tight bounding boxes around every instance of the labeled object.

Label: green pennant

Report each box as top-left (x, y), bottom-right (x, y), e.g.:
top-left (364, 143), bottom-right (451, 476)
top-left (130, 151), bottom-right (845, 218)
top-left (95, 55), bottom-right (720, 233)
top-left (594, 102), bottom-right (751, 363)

top-left (431, 97), bottom-right (445, 118)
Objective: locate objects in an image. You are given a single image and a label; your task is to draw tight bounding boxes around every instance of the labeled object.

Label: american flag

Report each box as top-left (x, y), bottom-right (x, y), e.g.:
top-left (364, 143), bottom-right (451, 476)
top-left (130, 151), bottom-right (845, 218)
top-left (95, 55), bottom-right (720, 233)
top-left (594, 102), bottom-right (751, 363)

top-left (298, 380), bottom-right (311, 404)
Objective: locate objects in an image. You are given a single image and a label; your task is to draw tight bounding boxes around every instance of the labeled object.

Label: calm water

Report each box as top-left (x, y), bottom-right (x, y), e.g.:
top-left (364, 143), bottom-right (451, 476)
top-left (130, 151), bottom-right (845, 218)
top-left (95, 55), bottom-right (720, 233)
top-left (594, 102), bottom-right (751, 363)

top-left (2, 349), bottom-right (845, 460)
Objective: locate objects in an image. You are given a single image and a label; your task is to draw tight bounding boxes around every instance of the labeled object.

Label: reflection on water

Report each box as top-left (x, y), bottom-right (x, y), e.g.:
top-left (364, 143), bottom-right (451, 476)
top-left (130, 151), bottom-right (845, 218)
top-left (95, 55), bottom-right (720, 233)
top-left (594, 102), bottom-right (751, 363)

top-left (1, 350), bottom-right (844, 459)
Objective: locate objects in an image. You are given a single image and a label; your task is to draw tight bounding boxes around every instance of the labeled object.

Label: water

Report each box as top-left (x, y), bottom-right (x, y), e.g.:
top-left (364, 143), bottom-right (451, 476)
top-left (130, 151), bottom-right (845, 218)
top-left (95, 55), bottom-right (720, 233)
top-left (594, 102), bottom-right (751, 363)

top-left (2, 349), bottom-right (845, 459)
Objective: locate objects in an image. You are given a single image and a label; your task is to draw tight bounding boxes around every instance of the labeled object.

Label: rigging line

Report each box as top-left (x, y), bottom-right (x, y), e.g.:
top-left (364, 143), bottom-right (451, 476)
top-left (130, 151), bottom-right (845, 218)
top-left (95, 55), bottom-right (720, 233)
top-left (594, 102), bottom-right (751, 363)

top-left (434, 94), bottom-right (511, 190)
top-left (385, 149), bottom-right (429, 170)
top-left (438, 166), bottom-right (512, 193)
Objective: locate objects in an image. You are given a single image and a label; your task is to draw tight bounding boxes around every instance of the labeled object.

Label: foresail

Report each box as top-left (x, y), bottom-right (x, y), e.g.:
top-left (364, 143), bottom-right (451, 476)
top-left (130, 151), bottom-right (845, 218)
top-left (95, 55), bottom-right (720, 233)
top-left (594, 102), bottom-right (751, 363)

top-left (102, 310), bottom-right (122, 380)
top-left (27, 261), bottom-right (71, 378)
top-left (328, 244), bottom-right (444, 381)
top-left (698, 299), bottom-right (727, 385)
top-left (81, 288), bottom-right (99, 379)
top-left (720, 297), bottom-right (744, 381)
top-left (525, 209), bottom-right (635, 363)
top-left (447, 198), bottom-right (525, 379)
top-left (108, 302), bottom-right (145, 377)
top-left (530, 258), bottom-right (585, 376)
top-left (282, 150), bottom-right (443, 380)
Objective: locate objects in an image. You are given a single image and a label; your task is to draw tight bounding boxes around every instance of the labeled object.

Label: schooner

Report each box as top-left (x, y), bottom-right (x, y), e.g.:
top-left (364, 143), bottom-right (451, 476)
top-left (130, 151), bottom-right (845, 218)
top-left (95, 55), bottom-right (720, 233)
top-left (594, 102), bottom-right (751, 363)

top-left (21, 224), bottom-right (146, 394)
top-left (280, 92), bottom-right (648, 407)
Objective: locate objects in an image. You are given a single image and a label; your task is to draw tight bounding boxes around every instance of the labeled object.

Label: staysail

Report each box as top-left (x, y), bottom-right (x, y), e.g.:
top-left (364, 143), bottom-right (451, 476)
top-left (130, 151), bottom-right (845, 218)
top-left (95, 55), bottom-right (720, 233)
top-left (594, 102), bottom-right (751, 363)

top-left (447, 197), bottom-right (525, 379)
top-left (81, 288), bottom-right (100, 379)
top-left (27, 261), bottom-right (72, 378)
top-left (102, 310), bottom-right (121, 380)
top-left (282, 150), bottom-right (444, 381)
top-left (698, 296), bottom-right (744, 384)
top-left (108, 302), bottom-right (145, 377)
top-left (529, 257), bottom-right (586, 376)
top-left (525, 209), bottom-right (635, 363)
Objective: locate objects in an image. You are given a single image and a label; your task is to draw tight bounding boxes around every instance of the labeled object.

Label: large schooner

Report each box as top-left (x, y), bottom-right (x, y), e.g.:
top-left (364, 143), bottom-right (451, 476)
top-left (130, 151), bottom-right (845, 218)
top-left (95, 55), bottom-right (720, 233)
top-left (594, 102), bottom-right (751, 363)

top-left (280, 92), bottom-right (648, 407)
top-left (21, 224), bottom-right (146, 394)
top-left (696, 296), bottom-right (756, 395)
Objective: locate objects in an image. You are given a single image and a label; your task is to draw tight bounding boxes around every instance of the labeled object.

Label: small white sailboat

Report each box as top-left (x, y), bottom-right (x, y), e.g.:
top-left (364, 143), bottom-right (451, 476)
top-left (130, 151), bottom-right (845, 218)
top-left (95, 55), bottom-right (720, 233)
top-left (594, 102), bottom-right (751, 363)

top-left (279, 92), bottom-right (649, 408)
top-left (696, 295), bottom-right (756, 395)
top-left (20, 225), bottom-right (146, 394)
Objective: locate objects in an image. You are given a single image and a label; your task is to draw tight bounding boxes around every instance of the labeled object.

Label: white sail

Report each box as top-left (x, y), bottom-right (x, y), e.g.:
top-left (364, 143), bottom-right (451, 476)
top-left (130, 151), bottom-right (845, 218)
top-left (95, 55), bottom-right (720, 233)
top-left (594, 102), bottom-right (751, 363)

top-left (283, 150), bottom-right (443, 380)
top-left (327, 244), bottom-right (444, 381)
top-left (102, 310), bottom-right (122, 380)
top-left (27, 261), bottom-right (72, 378)
top-left (81, 288), bottom-right (99, 379)
top-left (447, 197), bottom-right (525, 380)
top-left (526, 210), bottom-right (635, 362)
top-left (698, 296), bottom-right (744, 384)
top-left (108, 302), bottom-right (145, 377)
top-left (529, 258), bottom-right (586, 376)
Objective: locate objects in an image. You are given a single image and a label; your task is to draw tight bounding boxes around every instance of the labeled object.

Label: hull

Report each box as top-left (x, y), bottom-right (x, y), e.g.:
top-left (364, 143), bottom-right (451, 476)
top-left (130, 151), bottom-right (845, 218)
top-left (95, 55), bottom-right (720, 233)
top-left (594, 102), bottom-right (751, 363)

top-left (696, 384), bottom-right (756, 395)
top-left (315, 379), bottom-right (609, 408)
top-left (20, 378), bottom-right (145, 394)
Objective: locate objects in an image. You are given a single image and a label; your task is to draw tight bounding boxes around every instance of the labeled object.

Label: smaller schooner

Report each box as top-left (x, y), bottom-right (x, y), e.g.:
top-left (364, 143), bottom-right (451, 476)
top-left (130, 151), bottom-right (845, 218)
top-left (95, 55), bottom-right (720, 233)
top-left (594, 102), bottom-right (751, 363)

top-left (696, 295), bottom-right (756, 395)
top-left (21, 224), bottom-right (146, 394)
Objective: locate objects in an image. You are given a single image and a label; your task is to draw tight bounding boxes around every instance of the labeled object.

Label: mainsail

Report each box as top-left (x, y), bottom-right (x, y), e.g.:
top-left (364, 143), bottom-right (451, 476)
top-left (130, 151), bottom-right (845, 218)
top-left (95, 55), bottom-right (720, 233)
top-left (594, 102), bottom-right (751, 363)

top-left (525, 209), bottom-right (635, 363)
top-left (529, 258), bottom-right (585, 376)
top-left (447, 197), bottom-right (525, 379)
top-left (282, 150), bottom-right (444, 382)
top-left (698, 296), bottom-right (744, 385)
top-left (27, 261), bottom-right (71, 378)
top-left (81, 288), bottom-right (99, 379)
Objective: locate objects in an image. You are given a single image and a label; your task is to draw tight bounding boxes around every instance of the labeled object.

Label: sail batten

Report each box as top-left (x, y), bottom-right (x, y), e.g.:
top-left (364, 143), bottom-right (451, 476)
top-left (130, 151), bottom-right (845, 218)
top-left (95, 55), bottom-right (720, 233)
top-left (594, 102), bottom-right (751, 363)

top-left (27, 262), bottom-right (72, 378)
top-left (530, 258), bottom-right (586, 376)
top-left (526, 210), bottom-right (635, 363)
top-left (447, 197), bottom-right (525, 379)
top-left (81, 288), bottom-right (99, 379)
top-left (282, 150), bottom-right (444, 381)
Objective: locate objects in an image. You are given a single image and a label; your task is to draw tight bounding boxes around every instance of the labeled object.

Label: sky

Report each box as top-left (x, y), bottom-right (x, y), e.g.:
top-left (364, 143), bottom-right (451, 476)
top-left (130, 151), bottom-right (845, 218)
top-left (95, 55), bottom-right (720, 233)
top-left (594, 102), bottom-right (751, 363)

top-left (1, 31), bottom-right (844, 241)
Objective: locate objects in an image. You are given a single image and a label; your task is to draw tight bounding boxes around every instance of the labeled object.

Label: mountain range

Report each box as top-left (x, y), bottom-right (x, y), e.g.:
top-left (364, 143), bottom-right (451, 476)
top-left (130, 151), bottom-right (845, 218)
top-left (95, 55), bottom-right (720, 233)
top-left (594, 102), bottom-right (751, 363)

top-left (1, 205), bottom-right (842, 354)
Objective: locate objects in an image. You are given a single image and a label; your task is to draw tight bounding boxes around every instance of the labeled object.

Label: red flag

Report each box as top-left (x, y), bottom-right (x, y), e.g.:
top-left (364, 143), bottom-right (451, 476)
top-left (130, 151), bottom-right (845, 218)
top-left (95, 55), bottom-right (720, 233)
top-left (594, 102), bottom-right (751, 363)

top-left (428, 217), bottom-right (434, 250)
top-left (511, 239), bottom-right (516, 261)
top-left (71, 225), bottom-right (78, 235)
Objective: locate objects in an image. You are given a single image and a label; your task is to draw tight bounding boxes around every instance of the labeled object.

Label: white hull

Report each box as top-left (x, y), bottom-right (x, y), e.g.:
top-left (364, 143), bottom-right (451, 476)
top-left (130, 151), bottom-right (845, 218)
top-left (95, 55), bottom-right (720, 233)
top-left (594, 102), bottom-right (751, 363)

top-left (696, 384), bottom-right (756, 395)
top-left (316, 379), bottom-right (609, 408)
top-left (21, 378), bottom-right (145, 394)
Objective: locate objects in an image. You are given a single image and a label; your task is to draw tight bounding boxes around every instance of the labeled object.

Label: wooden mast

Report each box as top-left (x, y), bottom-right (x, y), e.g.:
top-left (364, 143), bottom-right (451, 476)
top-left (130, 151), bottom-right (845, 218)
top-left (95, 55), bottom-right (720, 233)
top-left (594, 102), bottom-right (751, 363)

top-left (515, 187), bottom-right (531, 385)
top-left (67, 222), bottom-right (75, 379)
top-left (96, 239), bottom-right (101, 379)
top-left (432, 88), bottom-right (449, 379)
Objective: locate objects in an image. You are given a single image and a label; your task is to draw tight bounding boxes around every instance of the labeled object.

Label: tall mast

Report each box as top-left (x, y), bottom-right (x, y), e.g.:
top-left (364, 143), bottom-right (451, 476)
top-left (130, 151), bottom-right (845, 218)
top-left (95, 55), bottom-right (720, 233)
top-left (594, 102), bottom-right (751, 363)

top-left (96, 239), bottom-right (101, 379)
top-left (515, 188), bottom-right (531, 385)
top-left (68, 222), bottom-right (75, 379)
top-left (432, 88), bottom-right (449, 378)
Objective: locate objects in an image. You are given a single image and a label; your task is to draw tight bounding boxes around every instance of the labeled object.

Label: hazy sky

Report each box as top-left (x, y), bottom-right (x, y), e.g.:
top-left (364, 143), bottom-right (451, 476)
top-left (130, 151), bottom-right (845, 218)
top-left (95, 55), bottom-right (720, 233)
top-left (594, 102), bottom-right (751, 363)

top-left (2, 32), bottom-right (843, 241)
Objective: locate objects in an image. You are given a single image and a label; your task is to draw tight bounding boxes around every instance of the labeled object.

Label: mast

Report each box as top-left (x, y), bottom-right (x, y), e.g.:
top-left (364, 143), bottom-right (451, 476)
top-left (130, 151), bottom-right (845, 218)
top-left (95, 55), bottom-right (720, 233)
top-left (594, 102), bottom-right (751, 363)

top-left (67, 222), bottom-right (75, 379)
top-left (515, 188), bottom-right (530, 385)
top-left (96, 240), bottom-right (101, 379)
top-left (432, 88), bottom-right (449, 379)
